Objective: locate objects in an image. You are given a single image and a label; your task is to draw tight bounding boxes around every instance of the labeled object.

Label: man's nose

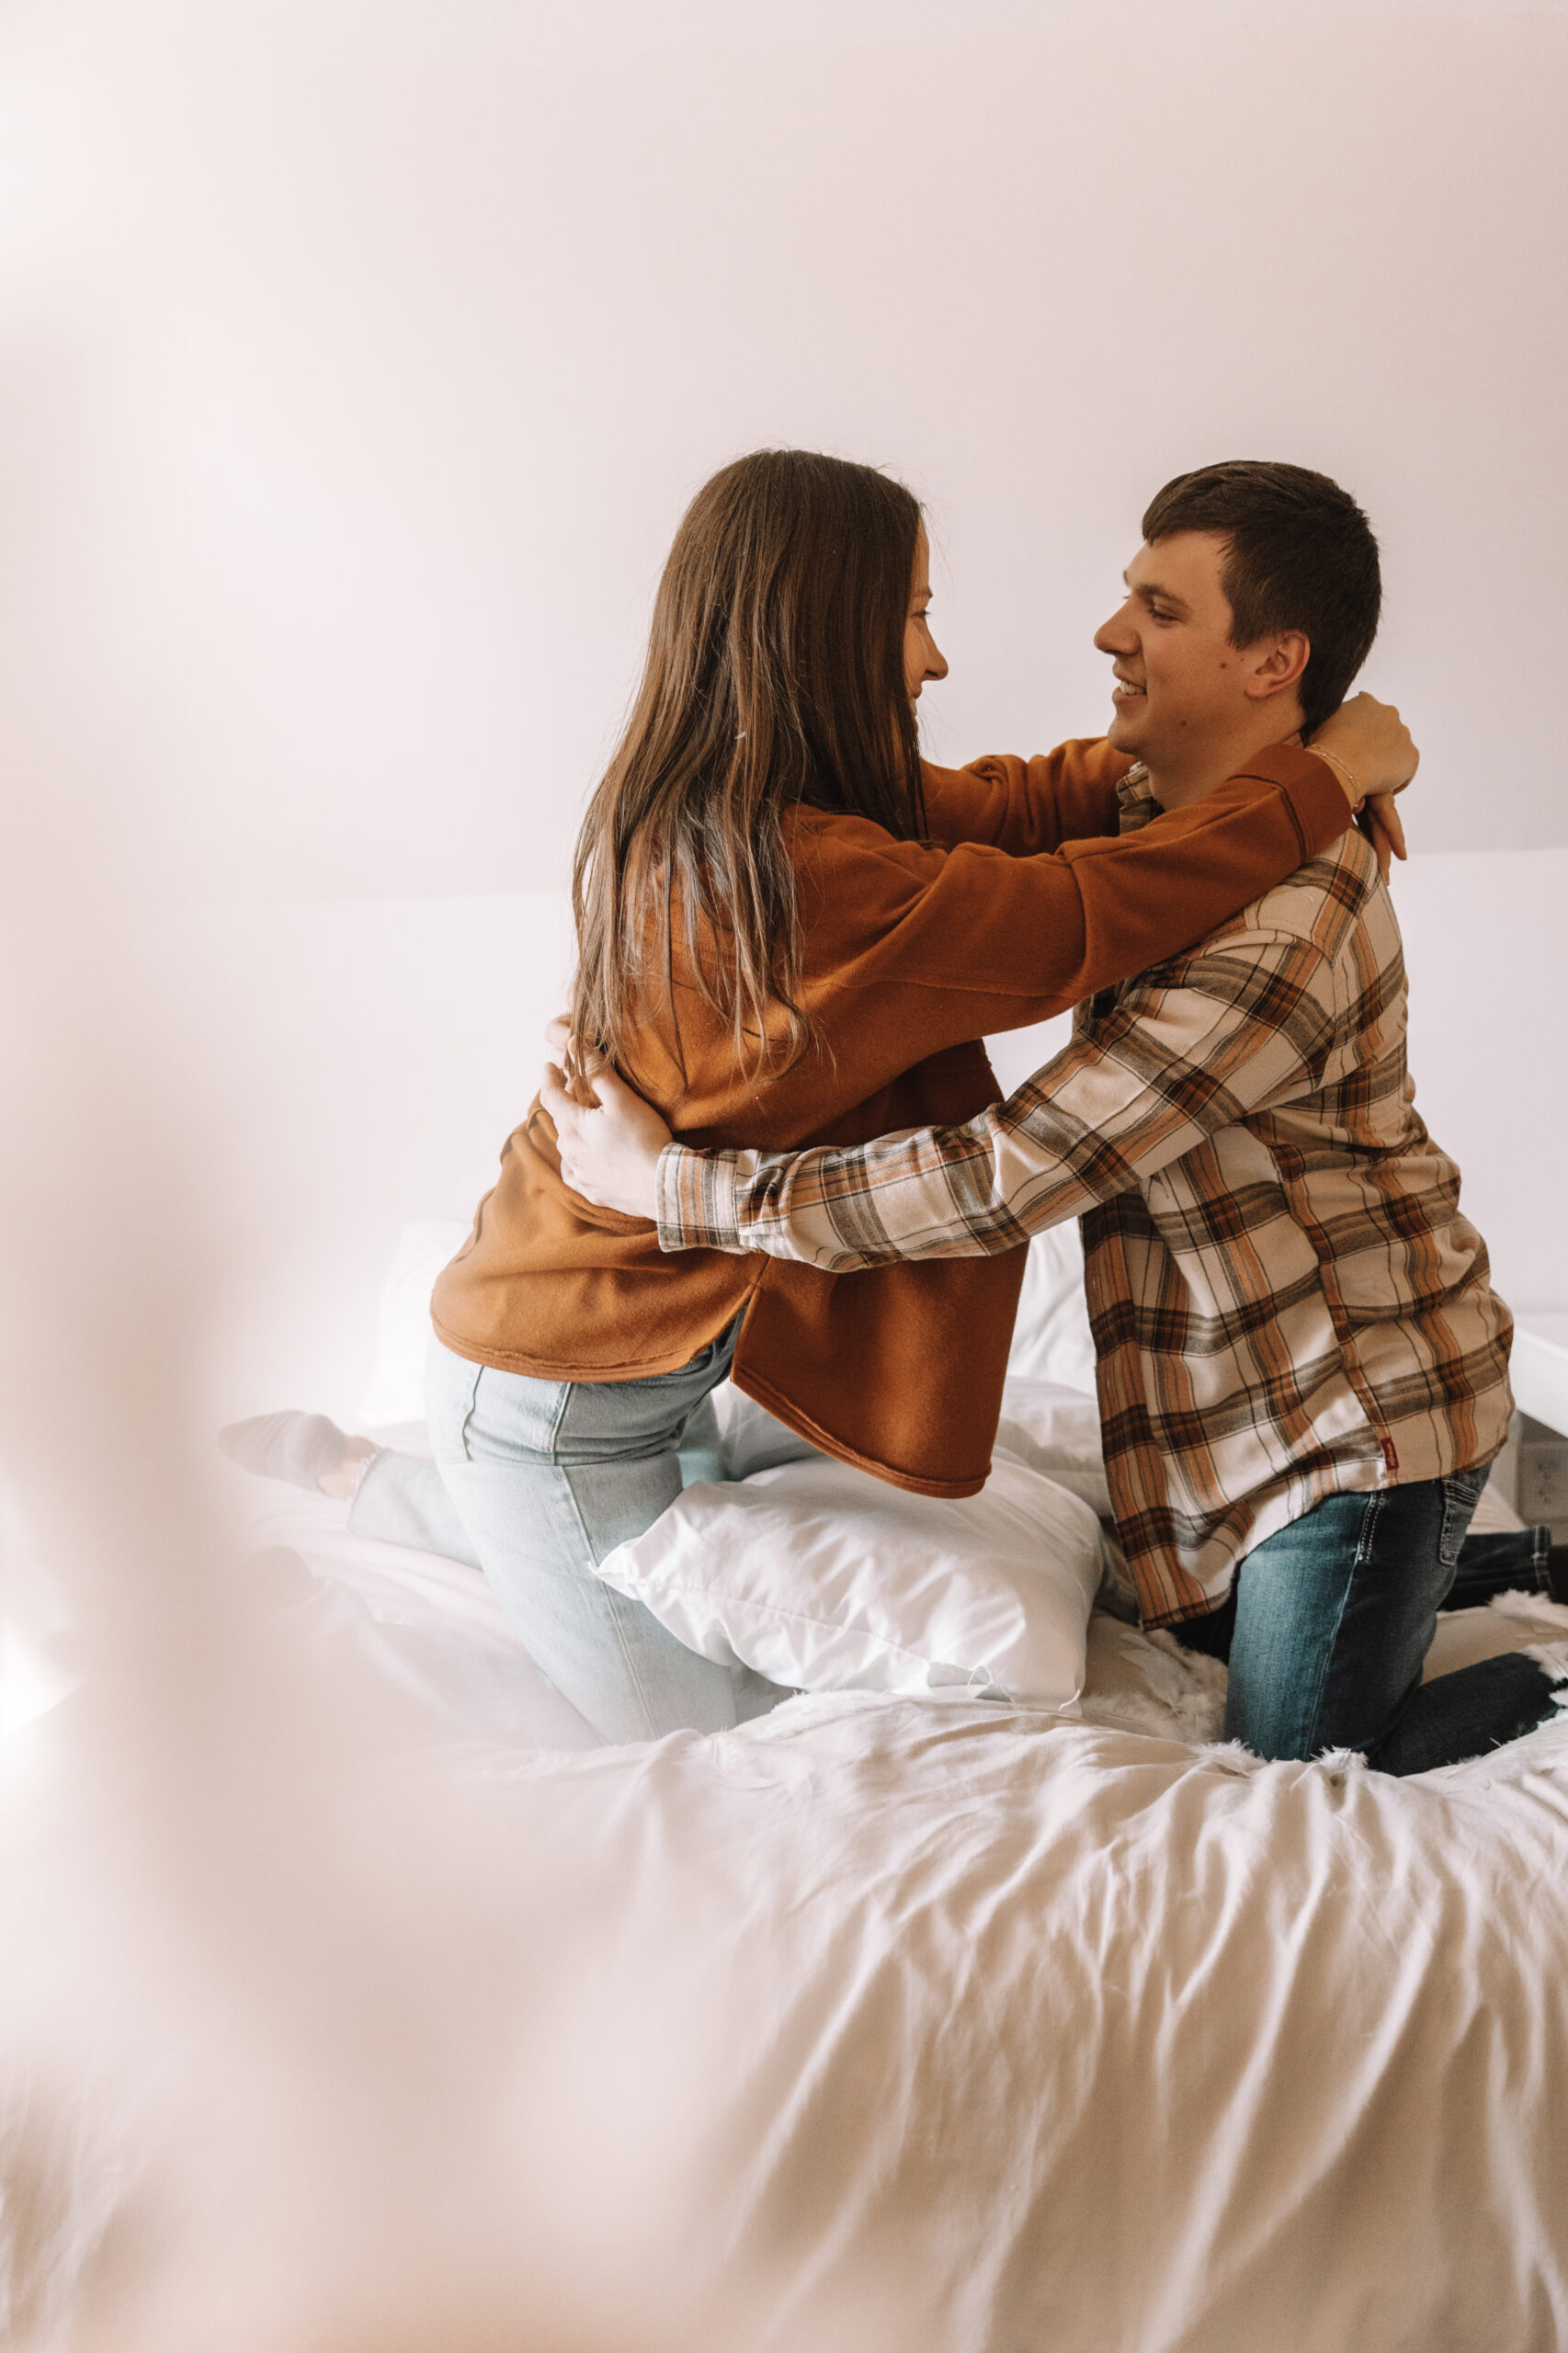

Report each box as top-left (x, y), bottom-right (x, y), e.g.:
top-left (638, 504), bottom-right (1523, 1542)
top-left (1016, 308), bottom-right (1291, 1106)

top-left (1093, 602), bottom-right (1136, 654)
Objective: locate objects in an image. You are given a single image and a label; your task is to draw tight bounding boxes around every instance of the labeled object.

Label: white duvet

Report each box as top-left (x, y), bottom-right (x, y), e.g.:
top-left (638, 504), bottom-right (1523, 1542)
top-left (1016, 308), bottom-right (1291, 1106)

top-left (500, 1691), bottom-right (1568, 2353)
top-left (7, 1621), bottom-right (1568, 2351)
top-left (5, 1346), bottom-right (1565, 2353)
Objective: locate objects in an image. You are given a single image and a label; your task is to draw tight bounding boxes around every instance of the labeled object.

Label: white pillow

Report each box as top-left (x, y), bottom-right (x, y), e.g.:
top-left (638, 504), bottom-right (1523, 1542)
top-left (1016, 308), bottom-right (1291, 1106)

top-left (1006, 1223), bottom-right (1097, 1392)
top-left (356, 1219), bottom-right (472, 1428)
top-left (711, 1385), bottom-right (827, 1479)
top-left (715, 1375), bottom-right (1110, 1514)
top-left (994, 1375), bottom-right (1110, 1518)
top-left (710, 1375), bottom-right (1110, 1496)
top-left (595, 1453), bottom-right (1107, 1708)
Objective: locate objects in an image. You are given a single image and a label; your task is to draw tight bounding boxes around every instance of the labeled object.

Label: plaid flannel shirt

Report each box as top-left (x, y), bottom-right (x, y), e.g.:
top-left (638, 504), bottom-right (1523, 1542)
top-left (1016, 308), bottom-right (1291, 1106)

top-left (655, 768), bottom-right (1514, 1626)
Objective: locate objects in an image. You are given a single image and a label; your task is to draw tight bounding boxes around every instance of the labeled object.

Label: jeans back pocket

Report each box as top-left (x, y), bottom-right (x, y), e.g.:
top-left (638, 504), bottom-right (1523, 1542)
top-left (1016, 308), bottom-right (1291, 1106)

top-left (1437, 1465), bottom-right (1490, 1570)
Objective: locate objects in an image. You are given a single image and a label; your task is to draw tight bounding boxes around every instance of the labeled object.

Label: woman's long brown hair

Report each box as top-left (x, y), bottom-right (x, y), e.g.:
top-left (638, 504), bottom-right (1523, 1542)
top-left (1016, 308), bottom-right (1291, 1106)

top-left (570, 449), bottom-right (926, 1086)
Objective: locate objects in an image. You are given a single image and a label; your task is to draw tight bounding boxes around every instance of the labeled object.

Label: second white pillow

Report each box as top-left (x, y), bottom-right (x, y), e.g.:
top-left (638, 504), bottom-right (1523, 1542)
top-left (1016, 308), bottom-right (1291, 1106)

top-left (594, 1453), bottom-right (1107, 1710)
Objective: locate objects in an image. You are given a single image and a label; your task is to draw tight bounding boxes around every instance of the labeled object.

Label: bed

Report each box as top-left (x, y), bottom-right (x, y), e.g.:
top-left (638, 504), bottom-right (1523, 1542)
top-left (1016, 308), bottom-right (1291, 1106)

top-left (3, 1227), bottom-right (1567, 2352)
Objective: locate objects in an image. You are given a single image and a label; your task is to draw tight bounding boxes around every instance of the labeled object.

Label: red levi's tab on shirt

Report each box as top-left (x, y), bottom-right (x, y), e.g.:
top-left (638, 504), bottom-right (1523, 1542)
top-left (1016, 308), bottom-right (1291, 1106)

top-left (1381, 1436), bottom-right (1400, 1473)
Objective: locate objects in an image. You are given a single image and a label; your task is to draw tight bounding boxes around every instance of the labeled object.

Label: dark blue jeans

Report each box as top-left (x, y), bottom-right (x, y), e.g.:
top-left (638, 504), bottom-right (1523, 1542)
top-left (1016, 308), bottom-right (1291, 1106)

top-left (1176, 1472), bottom-right (1561, 1776)
top-left (1442, 1522), bottom-right (1553, 1608)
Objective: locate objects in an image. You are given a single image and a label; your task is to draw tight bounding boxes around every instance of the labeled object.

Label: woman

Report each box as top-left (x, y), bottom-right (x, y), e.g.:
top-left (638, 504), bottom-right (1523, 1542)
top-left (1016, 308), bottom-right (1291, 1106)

top-left (230, 449), bottom-right (1409, 1743)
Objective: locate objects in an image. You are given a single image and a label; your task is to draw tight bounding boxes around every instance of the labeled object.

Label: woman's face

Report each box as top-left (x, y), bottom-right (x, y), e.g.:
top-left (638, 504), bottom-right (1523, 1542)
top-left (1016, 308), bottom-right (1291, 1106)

top-left (903, 525), bottom-right (949, 703)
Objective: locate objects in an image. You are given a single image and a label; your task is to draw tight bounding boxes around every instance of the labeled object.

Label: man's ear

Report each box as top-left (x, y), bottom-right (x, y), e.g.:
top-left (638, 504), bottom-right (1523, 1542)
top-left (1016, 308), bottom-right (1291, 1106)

top-left (1242, 629), bottom-right (1311, 704)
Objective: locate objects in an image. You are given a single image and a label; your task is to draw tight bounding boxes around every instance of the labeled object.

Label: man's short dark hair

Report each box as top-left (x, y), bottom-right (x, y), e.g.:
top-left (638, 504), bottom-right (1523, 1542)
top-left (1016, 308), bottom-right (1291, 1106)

top-left (1140, 460), bottom-right (1381, 735)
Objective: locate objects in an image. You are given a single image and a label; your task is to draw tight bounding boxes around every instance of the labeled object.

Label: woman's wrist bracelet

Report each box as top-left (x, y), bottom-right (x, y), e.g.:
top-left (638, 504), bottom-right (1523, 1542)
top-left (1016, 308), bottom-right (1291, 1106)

top-left (1308, 744), bottom-right (1361, 805)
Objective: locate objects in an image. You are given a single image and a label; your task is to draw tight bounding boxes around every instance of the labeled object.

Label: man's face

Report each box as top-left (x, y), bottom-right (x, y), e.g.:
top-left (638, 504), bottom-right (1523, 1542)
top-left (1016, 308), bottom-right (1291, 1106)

top-left (1093, 529), bottom-right (1278, 766)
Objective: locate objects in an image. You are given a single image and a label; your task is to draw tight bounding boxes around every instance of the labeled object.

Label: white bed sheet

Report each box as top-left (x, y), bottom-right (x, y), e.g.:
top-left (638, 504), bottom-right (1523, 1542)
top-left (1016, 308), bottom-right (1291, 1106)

top-left (8, 1427), bottom-right (1567, 2349)
top-left (9, 1661), bottom-right (1567, 2352)
top-left (468, 1688), bottom-right (1568, 2352)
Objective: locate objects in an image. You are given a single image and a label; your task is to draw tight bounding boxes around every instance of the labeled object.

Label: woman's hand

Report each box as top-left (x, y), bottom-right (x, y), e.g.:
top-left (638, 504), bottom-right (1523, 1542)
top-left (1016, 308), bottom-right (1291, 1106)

top-left (1309, 692), bottom-right (1415, 881)
top-left (1312, 691), bottom-right (1418, 801)
top-left (539, 1025), bottom-right (674, 1220)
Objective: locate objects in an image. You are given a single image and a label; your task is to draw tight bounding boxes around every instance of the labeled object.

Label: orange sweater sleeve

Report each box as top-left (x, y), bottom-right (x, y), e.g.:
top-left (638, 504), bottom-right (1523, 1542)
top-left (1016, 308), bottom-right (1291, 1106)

top-left (920, 737), bottom-right (1131, 854)
top-left (790, 745), bottom-right (1350, 1071)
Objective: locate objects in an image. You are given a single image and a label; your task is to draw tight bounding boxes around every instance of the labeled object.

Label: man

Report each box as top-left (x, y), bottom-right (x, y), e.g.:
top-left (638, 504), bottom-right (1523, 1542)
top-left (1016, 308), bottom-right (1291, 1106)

top-left (545, 460), bottom-right (1566, 1775)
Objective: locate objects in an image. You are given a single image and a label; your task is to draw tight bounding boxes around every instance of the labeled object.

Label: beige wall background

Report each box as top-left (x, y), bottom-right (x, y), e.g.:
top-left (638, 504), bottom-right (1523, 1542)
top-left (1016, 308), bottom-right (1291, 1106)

top-left (1, 0), bottom-right (1565, 904)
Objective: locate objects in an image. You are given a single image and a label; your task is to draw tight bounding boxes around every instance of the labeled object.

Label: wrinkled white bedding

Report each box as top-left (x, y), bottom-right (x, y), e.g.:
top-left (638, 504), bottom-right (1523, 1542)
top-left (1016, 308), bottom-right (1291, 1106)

top-left (6, 1462), bottom-right (1568, 2349)
top-left (17, 1666), bottom-right (1568, 2350)
top-left (475, 1688), bottom-right (1568, 2352)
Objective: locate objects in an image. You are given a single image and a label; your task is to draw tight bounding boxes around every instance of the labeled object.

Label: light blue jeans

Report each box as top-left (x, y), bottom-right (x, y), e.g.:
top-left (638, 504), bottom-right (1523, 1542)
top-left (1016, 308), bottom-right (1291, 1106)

top-left (411, 1327), bottom-right (754, 1744)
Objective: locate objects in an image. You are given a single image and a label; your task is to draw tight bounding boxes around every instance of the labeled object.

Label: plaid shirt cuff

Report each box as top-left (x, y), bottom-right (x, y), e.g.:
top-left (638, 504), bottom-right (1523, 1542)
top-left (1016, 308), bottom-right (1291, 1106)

top-left (656, 1142), bottom-right (745, 1251)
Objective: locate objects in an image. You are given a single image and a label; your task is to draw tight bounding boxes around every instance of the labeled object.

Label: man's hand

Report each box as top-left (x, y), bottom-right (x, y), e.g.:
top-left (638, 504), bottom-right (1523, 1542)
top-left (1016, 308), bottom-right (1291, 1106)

top-left (539, 1024), bottom-right (674, 1220)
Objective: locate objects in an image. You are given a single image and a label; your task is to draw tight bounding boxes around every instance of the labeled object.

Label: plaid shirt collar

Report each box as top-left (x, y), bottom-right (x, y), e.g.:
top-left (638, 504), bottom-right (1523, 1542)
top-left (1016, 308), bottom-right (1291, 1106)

top-left (1115, 764), bottom-right (1160, 834)
top-left (1116, 745), bottom-right (1316, 835)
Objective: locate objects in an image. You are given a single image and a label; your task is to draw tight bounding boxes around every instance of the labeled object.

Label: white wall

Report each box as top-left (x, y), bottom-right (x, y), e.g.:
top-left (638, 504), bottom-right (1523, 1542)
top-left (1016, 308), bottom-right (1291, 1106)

top-left (159, 892), bottom-right (578, 1423)
top-left (0, 0), bottom-right (1565, 910)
